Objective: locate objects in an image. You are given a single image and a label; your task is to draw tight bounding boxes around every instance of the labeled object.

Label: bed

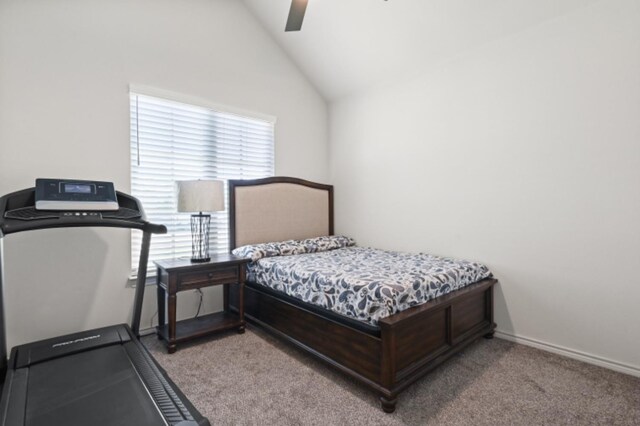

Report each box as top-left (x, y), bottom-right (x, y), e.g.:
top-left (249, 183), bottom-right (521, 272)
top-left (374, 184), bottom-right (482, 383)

top-left (227, 176), bottom-right (497, 413)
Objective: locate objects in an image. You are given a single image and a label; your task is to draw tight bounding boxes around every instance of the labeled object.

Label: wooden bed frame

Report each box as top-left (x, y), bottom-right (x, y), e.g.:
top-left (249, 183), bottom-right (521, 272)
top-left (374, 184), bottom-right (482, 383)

top-left (227, 176), bottom-right (497, 413)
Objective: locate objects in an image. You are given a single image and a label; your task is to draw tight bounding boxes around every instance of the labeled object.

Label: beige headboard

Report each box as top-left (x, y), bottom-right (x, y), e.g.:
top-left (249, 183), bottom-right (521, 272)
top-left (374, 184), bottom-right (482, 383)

top-left (229, 177), bottom-right (334, 249)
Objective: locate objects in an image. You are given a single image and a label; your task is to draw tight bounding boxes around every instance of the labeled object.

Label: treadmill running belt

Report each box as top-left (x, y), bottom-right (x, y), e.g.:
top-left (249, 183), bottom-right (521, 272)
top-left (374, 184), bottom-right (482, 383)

top-left (26, 345), bottom-right (166, 426)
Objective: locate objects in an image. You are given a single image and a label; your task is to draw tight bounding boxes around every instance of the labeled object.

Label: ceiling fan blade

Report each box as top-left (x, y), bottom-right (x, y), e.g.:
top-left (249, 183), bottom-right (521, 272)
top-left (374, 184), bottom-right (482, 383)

top-left (285, 0), bottom-right (308, 32)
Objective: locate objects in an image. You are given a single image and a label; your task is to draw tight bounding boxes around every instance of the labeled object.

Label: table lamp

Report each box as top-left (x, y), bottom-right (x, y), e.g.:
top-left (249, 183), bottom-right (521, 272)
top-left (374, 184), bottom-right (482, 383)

top-left (176, 180), bottom-right (224, 263)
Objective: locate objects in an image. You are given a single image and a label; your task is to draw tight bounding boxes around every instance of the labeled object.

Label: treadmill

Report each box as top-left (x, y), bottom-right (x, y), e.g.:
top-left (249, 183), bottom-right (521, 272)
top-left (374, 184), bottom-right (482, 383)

top-left (0, 182), bottom-right (210, 426)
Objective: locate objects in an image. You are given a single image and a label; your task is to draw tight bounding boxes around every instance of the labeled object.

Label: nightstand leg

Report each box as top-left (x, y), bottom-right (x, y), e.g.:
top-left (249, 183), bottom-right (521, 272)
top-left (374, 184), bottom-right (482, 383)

top-left (238, 268), bottom-right (245, 334)
top-left (156, 270), bottom-right (165, 340)
top-left (168, 293), bottom-right (177, 353)
top-left (157, 282), bottom-right (165, 324)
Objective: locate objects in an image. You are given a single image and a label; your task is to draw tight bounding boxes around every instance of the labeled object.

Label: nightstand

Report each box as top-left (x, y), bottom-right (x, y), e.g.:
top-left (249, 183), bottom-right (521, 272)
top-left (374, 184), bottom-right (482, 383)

top-left (154, 254), bottom-right (251, 353)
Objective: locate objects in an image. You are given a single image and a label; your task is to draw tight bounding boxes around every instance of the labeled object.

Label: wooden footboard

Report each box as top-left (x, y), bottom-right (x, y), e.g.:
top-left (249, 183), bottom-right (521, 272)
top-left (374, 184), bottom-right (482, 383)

top-left (229, 277), bottom-right (497, 412)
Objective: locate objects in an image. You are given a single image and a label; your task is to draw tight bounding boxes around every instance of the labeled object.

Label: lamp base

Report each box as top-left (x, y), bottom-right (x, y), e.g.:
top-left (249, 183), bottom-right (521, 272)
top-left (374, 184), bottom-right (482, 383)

top-left (190, 213), bottom-right (211, 263)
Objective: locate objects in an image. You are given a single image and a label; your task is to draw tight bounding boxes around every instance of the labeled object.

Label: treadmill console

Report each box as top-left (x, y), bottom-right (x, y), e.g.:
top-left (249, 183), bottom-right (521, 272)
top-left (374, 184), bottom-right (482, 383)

top-left (35, 178), bottom-right (119, 211)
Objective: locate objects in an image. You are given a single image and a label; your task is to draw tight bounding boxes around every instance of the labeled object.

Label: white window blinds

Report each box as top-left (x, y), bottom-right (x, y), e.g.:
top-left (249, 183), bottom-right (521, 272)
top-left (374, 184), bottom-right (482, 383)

top-left (130, 93), bottom-right (275, 274)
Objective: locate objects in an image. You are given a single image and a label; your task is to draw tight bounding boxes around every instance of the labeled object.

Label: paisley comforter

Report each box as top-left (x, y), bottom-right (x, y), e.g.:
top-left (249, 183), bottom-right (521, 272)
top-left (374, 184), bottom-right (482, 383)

top-left (246, 247), bottom-right (492, 326)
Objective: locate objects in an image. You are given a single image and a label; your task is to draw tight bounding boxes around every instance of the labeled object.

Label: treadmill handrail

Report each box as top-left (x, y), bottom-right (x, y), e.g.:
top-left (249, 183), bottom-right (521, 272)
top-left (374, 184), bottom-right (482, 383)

top-left (0, 188), bottom-right (167, 235)
top-left (0, 187), bottom-right (165, 384)
top-left (0, 186), bottom-right (209, 425)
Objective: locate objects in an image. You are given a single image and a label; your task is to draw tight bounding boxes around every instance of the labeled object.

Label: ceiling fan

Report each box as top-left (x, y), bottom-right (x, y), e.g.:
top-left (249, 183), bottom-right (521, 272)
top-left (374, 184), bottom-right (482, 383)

top-left (285, 0), bottom-right (388, 32)
top-left (285, 0), bottom-right (308, 32)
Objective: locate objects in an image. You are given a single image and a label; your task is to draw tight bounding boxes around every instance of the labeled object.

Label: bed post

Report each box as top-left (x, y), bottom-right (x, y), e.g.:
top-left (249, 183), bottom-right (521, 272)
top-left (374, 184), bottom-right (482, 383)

top-left (379, 320), bottom-right (398, 413)
top-left (228, 180), bottom-right (237, 252)
top-left (483, 286), bottom-right (496, 339)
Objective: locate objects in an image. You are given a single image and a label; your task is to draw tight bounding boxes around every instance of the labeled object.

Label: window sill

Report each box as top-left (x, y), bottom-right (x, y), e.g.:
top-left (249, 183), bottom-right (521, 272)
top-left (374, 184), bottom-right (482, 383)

top-left (127, 273), bottom-right (157, 288)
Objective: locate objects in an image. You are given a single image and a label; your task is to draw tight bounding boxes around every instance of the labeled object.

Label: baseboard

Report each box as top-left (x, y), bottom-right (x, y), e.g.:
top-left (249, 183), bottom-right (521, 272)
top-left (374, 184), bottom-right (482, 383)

top-left (139, 326), bottom-right (156, 337)
top-left (495, 330), bottom-right (640, 378)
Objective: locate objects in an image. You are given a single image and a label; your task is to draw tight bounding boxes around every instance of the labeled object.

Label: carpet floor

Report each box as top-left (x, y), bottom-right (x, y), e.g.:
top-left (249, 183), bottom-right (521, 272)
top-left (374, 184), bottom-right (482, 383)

top-left (143, 328), bottom-right (640, 425)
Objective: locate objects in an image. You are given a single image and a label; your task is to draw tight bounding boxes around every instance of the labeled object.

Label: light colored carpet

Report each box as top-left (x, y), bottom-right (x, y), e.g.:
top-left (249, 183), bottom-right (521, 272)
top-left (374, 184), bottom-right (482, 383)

top-left (143, 328), bottom-right (640, 425)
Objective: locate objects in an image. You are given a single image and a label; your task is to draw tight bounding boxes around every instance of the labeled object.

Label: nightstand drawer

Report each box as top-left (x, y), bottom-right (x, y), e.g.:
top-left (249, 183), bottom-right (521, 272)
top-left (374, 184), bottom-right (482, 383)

top-left (178, 267), bottom-right (238, 290)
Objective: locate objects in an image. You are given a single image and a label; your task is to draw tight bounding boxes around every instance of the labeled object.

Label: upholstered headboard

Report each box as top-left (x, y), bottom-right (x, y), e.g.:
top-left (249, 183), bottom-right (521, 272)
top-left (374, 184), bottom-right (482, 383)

top-left (228, 177), bottom-right (334, 250)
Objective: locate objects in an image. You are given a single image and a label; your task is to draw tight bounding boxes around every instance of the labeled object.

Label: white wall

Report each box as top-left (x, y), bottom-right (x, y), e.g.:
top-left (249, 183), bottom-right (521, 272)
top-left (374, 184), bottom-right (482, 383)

top-left (0, 0), bottom-right (328, 348)
top-left (330, 0), bottom-right (640, 373)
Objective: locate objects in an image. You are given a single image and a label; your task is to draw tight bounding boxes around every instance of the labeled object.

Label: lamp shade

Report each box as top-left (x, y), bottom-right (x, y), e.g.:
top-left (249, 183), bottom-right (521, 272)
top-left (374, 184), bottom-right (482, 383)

top-left (176, 180), bottom-right (224, 213)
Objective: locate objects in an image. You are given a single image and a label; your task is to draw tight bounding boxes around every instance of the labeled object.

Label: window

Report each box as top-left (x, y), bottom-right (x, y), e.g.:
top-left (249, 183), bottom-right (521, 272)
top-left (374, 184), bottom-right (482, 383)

top-left (130, 92), bottom-right (275, 275)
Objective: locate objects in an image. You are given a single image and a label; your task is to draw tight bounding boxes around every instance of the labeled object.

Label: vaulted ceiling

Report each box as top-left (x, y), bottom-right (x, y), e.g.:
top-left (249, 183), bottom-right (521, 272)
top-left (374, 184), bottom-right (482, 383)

top-left (242, 0), bottom-right (602, 100)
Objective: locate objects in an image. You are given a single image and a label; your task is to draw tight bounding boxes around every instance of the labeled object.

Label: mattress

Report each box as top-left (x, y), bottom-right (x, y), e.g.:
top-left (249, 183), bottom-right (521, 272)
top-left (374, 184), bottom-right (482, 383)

top-left (247, 247), bottom-right (492, 325)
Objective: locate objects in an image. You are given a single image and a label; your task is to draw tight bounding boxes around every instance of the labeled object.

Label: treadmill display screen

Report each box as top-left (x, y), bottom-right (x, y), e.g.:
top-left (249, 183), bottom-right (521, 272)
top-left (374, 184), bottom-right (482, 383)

top-left (64, 184), bottom-right (93, 194)
top-left (35, 178), bottom-right (119, 211)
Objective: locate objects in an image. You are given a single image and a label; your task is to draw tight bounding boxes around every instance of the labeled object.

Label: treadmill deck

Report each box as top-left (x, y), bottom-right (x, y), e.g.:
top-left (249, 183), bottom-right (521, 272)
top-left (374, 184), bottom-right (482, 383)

top-left (0, 325), bottom-right (201, 426)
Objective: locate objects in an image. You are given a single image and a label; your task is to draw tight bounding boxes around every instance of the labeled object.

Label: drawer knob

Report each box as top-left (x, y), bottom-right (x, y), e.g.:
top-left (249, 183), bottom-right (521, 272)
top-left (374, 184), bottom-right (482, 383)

top-left (208, 273), bottom-right (214, 278)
